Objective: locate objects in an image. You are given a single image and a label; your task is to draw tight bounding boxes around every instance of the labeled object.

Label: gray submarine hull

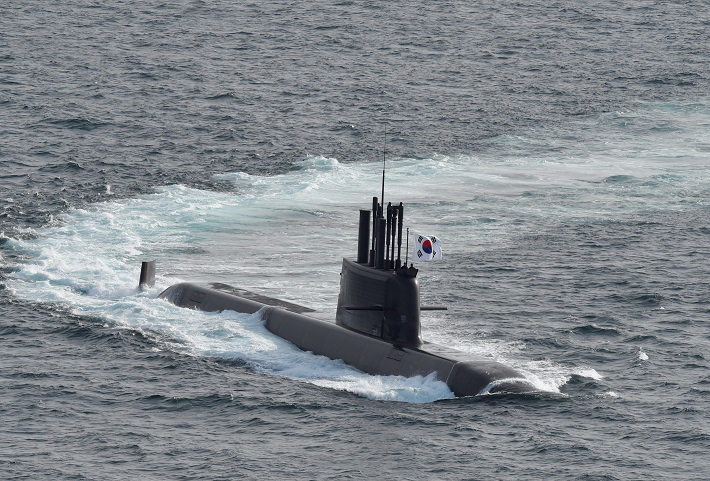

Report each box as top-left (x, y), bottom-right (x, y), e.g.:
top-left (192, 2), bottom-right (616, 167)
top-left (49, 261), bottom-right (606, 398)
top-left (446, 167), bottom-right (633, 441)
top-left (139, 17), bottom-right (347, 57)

top-left (153, 198), bottom-right (534, 397)
top-left (158, 279), bottom-right (532, 397)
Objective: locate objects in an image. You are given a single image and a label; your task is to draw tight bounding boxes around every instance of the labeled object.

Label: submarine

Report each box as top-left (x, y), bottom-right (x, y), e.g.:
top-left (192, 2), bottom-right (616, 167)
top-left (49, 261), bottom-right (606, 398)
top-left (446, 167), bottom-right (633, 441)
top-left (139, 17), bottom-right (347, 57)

top-left (144, 196), bottom-right (535, 396)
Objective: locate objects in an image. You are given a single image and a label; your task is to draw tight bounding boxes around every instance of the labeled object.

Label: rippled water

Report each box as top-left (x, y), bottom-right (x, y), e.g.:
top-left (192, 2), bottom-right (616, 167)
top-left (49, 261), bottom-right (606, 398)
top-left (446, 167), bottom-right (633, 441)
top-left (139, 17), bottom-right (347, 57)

top-left (1, 1), bottom-right (709, 480)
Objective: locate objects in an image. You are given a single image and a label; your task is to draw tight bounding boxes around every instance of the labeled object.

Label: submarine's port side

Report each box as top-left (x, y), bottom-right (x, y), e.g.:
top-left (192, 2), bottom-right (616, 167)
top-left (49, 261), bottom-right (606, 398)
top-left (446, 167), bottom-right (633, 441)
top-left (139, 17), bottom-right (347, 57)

top-left (158, 281), bottom-right (535, 397)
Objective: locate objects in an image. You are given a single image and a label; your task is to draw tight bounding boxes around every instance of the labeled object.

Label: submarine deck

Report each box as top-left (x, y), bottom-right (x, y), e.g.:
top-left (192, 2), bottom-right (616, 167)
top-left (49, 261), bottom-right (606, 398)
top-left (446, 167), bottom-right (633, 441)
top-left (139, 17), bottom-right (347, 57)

top-left (208, 282), bottom-right (316, 314)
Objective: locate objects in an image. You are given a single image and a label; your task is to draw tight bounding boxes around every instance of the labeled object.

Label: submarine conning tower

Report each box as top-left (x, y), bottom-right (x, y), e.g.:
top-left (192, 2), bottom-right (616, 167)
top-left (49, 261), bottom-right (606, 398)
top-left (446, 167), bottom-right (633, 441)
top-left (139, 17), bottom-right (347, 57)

top-left (336, 197), bottom-right (423, 348)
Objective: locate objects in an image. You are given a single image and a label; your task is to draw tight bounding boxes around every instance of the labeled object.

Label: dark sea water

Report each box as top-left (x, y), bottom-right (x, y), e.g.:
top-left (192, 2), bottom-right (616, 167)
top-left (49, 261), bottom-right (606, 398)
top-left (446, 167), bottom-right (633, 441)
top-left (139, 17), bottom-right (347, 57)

top-left (2, 1), bottom-right (709, 479)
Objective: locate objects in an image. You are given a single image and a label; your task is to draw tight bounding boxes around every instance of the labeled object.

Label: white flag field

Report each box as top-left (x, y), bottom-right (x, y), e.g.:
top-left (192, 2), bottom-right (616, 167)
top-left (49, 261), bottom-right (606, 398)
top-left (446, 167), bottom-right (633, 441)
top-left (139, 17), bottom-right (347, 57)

top-left (411, 231), bottom-right (443, 262)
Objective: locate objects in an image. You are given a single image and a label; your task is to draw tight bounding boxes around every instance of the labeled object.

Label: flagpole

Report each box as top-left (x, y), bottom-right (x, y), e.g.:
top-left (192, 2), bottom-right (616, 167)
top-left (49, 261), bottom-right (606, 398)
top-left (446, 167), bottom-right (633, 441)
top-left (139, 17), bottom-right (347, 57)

top-left (405, 227), bottom-right (409, 266)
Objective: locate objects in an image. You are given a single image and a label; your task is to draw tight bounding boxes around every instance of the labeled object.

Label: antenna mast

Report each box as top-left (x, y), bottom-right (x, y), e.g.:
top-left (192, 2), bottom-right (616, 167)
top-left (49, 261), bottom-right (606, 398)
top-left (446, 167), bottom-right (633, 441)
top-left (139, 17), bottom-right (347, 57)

top-left (381, 127), bottom-right (386, 208)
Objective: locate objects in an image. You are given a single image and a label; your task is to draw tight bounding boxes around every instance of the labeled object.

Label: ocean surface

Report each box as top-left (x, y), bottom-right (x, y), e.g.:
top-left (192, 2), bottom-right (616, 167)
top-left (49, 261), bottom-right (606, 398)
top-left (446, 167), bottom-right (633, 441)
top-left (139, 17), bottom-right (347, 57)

top-left (1, 1), bottom-right (709, 479)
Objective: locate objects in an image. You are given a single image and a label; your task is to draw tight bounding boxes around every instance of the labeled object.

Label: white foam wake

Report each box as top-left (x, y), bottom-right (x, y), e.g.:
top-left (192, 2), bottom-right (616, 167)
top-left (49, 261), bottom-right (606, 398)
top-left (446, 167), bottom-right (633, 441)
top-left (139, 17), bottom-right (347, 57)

top-left (2, 179), bottom-right (458, 402)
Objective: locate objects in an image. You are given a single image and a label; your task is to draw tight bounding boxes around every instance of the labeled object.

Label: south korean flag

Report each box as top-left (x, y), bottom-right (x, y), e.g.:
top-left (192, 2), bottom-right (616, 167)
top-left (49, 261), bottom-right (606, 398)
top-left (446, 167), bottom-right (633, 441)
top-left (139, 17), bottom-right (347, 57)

top-left (412, 232), bottom-right (443, 262)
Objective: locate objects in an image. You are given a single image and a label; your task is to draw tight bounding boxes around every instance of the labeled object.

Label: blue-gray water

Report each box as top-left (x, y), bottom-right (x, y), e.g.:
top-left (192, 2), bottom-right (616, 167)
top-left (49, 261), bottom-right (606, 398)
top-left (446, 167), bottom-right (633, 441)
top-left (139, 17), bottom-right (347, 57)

top-left (1, 1), bottom-right (709, 479)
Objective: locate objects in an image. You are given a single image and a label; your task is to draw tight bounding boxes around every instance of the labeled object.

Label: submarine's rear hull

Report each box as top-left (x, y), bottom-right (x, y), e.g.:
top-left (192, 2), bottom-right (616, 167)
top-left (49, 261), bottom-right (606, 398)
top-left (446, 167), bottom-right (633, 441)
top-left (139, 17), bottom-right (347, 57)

top-left (159, 282), bottom-right (531, 396)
